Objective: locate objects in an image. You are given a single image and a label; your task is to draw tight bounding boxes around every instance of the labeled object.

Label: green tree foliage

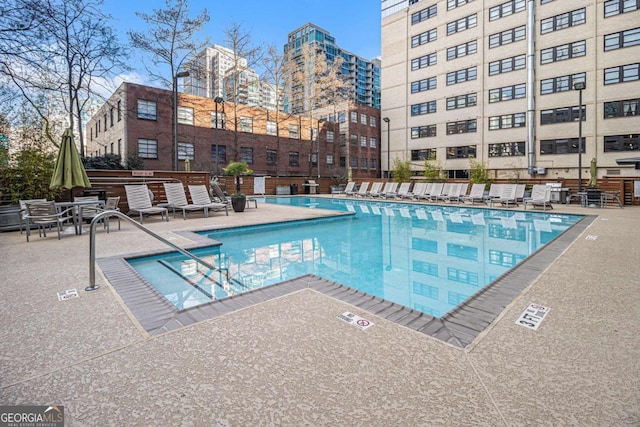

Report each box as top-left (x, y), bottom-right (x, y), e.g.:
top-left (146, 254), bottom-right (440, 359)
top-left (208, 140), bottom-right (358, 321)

top-left (0, 148), bottom-right (60, 203)
top-left (392, 158), bottom-right (412, 183)
top-left (423, 160), bottom-right (445, 182)
top-left (469, 157), bottom-right (493, 184)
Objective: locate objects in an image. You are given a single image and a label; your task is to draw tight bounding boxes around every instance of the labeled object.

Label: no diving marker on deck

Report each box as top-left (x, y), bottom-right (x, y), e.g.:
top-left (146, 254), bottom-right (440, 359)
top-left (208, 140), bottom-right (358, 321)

top-left (337, 311), bottom-right (374, 331)
top-left (57, 289), bottom-right (79, 301)
top-left (516, 303), bottom-right (550, 331)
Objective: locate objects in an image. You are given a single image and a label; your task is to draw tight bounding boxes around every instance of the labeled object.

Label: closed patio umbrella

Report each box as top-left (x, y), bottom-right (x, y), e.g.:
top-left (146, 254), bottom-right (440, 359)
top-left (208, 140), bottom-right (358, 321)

top-left (50, 128), bottom-right (91, 199)
top-left (588, 157), bottom-right (597, 188)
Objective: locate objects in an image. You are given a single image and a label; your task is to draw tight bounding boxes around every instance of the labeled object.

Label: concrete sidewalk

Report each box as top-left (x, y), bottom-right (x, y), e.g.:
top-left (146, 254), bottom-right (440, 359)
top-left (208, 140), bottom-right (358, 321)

top-left (0, 201), bottom-right (638, 426)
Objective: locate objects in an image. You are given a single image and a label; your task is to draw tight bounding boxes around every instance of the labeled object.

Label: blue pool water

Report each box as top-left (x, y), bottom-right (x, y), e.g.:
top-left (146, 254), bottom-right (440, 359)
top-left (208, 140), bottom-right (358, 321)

top-left (127, 197), bottom-right (583, 317)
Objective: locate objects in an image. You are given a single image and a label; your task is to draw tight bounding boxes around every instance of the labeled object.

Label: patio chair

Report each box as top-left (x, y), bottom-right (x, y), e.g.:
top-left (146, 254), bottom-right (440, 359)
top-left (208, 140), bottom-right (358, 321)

top-left (483, 184), bottom-right (503, 204)
top-left (188, 185), bottom-right (229, 216)
top-left (124, 185), bottom-right (169, 223)
top-left (415, 183), bottom-right (434, 201)
top-left (381, 182), bottom-right (399, 199)
top-left (366, 182), bottom-right (383, 197)
top-left (402, 182), bottom-right (424, 200)
top-left (427, 182), bottom-right (445, 202)
top-left (334, 181), bottom-right (356, 197)
top-left (73, 195), bottom-right (105, 230)
top-left (24, 200), bottom-right (75, 242)
top-left (18, 198), bottom-right (46, 234)
top-left (523, 185), bottom-right (553, 211)
top-left (440, 183), bottom-right (464, 203)
top-left (601, 190), bottom-right (623, 208)
top-left (461, 183), bottom-right (486, 205)
top-left (210, 182), bottom-right (232, 205)
top-left (490, 184), bottom-right (518, 208)
top-left (162, 183), bottom-right (208, 220)
top-left (354, 182), bottom-right (370, 197)
top-left (388, 182), bottom-right (411, 199)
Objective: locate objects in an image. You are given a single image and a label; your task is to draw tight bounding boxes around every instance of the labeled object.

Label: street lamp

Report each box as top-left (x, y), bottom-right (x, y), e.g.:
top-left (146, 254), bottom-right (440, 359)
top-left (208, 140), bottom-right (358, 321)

top-left (574, 81), bottom-right (586, 192)
top-left (173, 70), bottom-right (190, 171)
top-left (383, 117), bottom-right (390, 181)
top-left (213, 96), bottom-right (224, 178)
top-left (316, 118), bottom-right (326, 185)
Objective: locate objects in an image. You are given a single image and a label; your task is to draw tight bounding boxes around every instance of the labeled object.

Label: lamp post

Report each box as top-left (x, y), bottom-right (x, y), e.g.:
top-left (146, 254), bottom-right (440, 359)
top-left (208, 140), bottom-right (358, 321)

top-left (213, 96), bottom-right (224, 178)
top-left (173, 70), bottom-right (190, 171)
top-left (383, 117), bottom-right (390, 181)
top-left (316, 118), bottom-right (326, 186)
top-left (574, 82), bottom-right (586, 192)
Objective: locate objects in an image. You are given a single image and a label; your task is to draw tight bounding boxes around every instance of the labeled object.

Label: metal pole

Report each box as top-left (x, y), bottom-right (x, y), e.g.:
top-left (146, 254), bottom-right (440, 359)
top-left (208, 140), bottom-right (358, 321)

top-left (214, 99), bottom-right (219, 177)
top-left (173, 74), bottom-right (178, 171)
top-left (317, 121), bottom-right (321, 183)
top-left (383, 117), bottom-right (390, 181)
top-left (578, 88), bottom-right (583, 193)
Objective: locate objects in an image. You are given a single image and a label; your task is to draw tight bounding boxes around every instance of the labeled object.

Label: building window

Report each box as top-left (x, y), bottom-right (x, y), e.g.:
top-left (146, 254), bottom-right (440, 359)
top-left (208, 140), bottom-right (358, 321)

top-left (359, 158), bottom-right (366, 169)
top-left (411, 148), bottom-right (437, 160)
top-left (412, 4), bottom-right (437, 24)
top-left (447, 0), bottom-right (474, 10)
top-left (288, 124), bottom-right (299, 139)
top-left (211, 112), bottom-right (226, 129)
top-left (289, 151), bottom-right (299, 166)
top-left (326, 130), bottom-right (334, 142)
top-left (540, 138), bottom-right (585, 154)
top-left (489, 0), bottom-right (526, 21)
top-left (137, 99), bottom-right (156, 120)
top-left (604, 27), bottom-right (640, 51)
top-left (447, 40), bottom-right (477, 61)
top-left (240, 147), bottom-right (253, 164)
top-left (350, 133), bottom-right (358, 145)
top-left (360, 113), bottom-right (367, 124)
top-left (266, 120), bottom-right (277, 135)
top-left (446, 13), bottom-right (477, 35)
top-left (211, 145), bottom-right (226, 164)
top-left (411, 76), bottom-right (437, 93)
top-left (446, 119), bottom-right (477, 134)
top-left (540, 40), bottom-right (586, 64)
top-left (411, 125), bottom-right (437, 139)
top-left (604, 134), bottom-right (640, 151)
top-left (370, 137), bottom-right (376, 148)
top-left (177, 142), bottom-right (194, 160)
top-left (604, 98), bottom-right (640, 118)
top-left (446, 145), bottom-right (477, 159)
top-left (411, 29), bottom-right (437, 48)
top-left (605, 0), bottom-right (640, 17)
top-left (240, 116), bottom-right (253, 133)
top-left (446, 93), bottom-right (477, 110)
top-left (338, 112), bottom-right (345, 123)
top-left (489, 25), bottom-right (526, 48)
top-left (411, 100), bottom-right (437, 116)
top-left (541, 8), bottom-right (586, 34)
top-left (326, 154), bottom-right (334, 165)
top-left (103, 114), bottom-right (107, 131)
top-left (489, 112), bottom-right (526, 130)
top-left (369, 116), bottom-right (376, 127)
top-left (110, 142), bottom-right (114, 154)
top-left (411, 53), bottom-right (437, 71)
top-left (351, 157), bottom-right (358, 168)
top-left (489, 54), bottom-right (526, 76)
top-left (540, 106), bottom-right (586, 125)
top-left (266, 149), bottom-right (278, 166)
top-left (177, 106), bottom-right (194, 125)
top-left (604, 63), bottom-right (640, 85)
top-left (489, 141), bottom-right (525, 157)
top-left (489, 83), bottom-right (526, 103)
top-left (350, 111), bottom-right (358, 122)
top-left (541, 72), bottom-right (586, 94)
top-left (137, 139), bottom-right (157, 159)
top-left (447, 66), bottom-right (477, 85)
top-left (110, 107), bottom-right (114, 127)
top-left (117, 100), bottom-right (122, 121)
top-left (361, 136), bottom-right (367, 147)
top-left (370, 158), bottom-right (377, 169)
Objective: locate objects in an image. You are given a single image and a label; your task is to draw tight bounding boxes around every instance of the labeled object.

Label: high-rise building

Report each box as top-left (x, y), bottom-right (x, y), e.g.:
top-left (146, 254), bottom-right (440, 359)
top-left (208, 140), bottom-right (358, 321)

top-left (184, 44), bottom-right (247, 100)
top-left (381, 0), bottom-right (640, 180)
top-left (283, 23), bottom-right (381, 114)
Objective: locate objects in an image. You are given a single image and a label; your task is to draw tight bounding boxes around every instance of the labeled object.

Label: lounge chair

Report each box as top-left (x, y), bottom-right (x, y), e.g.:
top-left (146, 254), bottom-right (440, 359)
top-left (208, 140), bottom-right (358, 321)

top-left (461, 183), bottom-right (486, 205)
top-left (403, 182), bottom-right (423, 200)
top-left (335, 181), bottom-right (356, 197)
top-left (24, 200), bottom-right (75, 242)
top-left (354, 182), bottom-right (370, 197)
top-left (515, 184), bottom-right (526, 203)
top-left (389, 182), bottom-right (411, 199)
top-left (416, 183), bottom-right (435, 201)
top-left (366, 182), bottom-right (383, 198)
top-left (484, 183), bottom-right (504, 204)
top-left (188, 185), bottom-right (229, 216)
top-left (440, 183), bottom-right (464, 203)
top-left (524, 185), bottom-right (553, 211)
top-left (162, 183), bottom-right (209, 219)
top-left (428, 183), bottom-right (445, 202)
top-left (490, 184), bottom-right (518, 208)
top-left (124, 184), bottom-right (169, 223)
top-left (210, 182), bottom-right (232, 204)
top-left (379, 182), bottom-right (398, 198)
top-left (601, 190), bottom-right (623, 208)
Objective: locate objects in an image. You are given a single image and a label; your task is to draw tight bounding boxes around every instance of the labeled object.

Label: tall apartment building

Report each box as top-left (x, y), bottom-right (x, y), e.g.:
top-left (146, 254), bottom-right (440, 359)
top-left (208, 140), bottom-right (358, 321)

top-left (184, 45), bottom-right (240, 99)
top-left (283, 23), bottom-right (381, 114)
top-left (381, 0), bottom-right (640, 180)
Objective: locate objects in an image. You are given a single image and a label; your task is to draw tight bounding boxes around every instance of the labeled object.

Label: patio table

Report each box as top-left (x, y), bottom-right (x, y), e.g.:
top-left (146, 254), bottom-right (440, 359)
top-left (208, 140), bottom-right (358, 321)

top-left (56, 199), bottom-right (105, 235)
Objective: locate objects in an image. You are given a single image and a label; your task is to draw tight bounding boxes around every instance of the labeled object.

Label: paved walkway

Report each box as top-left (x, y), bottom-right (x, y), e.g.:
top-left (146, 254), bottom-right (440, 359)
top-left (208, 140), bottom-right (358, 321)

top-left (0, 200), bottom-right (638, 426)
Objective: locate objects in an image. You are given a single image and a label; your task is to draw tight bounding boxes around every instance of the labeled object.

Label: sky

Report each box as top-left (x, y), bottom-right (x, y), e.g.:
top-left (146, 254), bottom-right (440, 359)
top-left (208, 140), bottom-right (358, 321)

top-left (102, 0), bottom-right (382, 87)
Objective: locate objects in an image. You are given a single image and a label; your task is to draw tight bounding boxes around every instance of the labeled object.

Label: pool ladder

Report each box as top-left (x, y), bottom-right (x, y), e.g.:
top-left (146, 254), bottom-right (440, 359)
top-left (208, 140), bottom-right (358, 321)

top-left (86, 210), bottom-right (235, 292)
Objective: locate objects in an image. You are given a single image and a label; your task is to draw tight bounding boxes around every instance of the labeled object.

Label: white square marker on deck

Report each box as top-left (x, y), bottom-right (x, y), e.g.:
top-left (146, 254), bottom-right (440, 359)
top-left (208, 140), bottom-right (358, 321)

top-left (585, 235), bottom-right (599, 240)
top-left (516, 303), bottom-right (550, 330)
top-left (57, 289), bottom-right (79, 301)
top-left (337, 311), bottom-right (374, 330)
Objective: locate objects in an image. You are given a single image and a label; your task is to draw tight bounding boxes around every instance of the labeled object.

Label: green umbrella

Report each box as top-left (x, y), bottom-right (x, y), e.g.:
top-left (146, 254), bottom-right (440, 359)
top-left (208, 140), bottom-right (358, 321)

top-left (50, 128), bottom-right (91, 198)
top-left (588, 157), bottom-right (597, 188)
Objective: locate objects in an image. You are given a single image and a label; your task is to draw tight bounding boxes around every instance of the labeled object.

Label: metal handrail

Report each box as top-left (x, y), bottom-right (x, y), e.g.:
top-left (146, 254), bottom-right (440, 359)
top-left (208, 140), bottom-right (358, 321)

top-left (85, 210), bottom-right (221, 291)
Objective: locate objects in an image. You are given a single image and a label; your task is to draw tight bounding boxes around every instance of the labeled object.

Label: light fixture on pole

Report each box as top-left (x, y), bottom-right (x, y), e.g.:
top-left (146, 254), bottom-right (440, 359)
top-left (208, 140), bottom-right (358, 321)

top-left (383, 117), bottom-right (390, 181)
top-left (574, 81), bottom-right (586, 193)
top-left (213, 96), bottom-right (224, 178)
top-left (173, 70), bottom-right (190, 171)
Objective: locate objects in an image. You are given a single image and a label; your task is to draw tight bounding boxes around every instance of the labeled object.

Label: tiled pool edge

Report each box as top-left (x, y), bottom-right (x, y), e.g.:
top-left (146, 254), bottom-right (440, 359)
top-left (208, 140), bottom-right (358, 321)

top-left (97, 214), bottom-right (595, 346)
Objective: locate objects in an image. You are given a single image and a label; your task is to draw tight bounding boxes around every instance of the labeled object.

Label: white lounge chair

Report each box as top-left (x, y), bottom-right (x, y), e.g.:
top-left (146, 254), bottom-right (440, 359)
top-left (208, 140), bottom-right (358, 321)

top-left (403, 182), bottom-right (424, 200)
top-left (354, 182), bottom-right (370, 197)
top-left (428, 183), bottom-right (445, 202)
top-left (380, 182), bottom-right (398, 198)
top-left (524, 185), bottom-right (553, 211)
top-left (124, 185), bottom-right (169, 223)
top-left (366, 182), bottom-right (383, 197)
top-left (336, 181), bottom-right (356, 197)
top-left (461, 183), bottom-right (486, 205)
top-left (389, 182), bottom-right (412, 199)
top-left (484, 183), bottom-right (504, 204)
top-left (440, 183), bottom-right (464, 203)
top-left (162, 183), bottom-right (208, 219)
top-left (490, 184), bottom-right (518, 208)
top-left (188, 185), bottom-right (229, 216)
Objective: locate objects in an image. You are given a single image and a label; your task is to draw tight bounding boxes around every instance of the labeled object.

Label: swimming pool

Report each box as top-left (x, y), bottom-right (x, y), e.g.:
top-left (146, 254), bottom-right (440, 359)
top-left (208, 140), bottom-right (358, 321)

top-left (127, 197), bottom-right (583, 318)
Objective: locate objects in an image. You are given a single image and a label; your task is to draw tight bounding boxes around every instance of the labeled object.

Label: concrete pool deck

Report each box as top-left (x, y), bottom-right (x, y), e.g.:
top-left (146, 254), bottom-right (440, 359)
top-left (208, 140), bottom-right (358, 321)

top-left (0, 198), bottom-right (638, 425)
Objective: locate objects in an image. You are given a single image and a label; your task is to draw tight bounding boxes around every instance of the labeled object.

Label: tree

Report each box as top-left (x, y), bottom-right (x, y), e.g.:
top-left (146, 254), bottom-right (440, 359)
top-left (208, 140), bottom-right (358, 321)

top-left (469, 157), bottom-right (492, 184)
top-left (0, 0), bottom-right (128, 154)
top-left (392, 158), bottom-right (412, 183)
top-left (423, 160), bottom-right (445, 182)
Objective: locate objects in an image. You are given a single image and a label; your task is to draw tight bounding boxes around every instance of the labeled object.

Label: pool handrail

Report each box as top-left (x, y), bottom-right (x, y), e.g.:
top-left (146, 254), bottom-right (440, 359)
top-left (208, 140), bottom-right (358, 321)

top-left (85, 210), bottom-right (221, 291)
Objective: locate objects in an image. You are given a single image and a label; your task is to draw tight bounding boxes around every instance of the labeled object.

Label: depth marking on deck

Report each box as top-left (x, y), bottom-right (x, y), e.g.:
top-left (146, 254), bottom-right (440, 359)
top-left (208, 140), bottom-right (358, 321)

top-left (337, 311), bottom-right (374, 330)
top-left (516, 303), bottom-right (550, 331)
top-left (585, 235), bottom-right (599, 240)
top-left (57, 289), bottom-right (79, 301)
